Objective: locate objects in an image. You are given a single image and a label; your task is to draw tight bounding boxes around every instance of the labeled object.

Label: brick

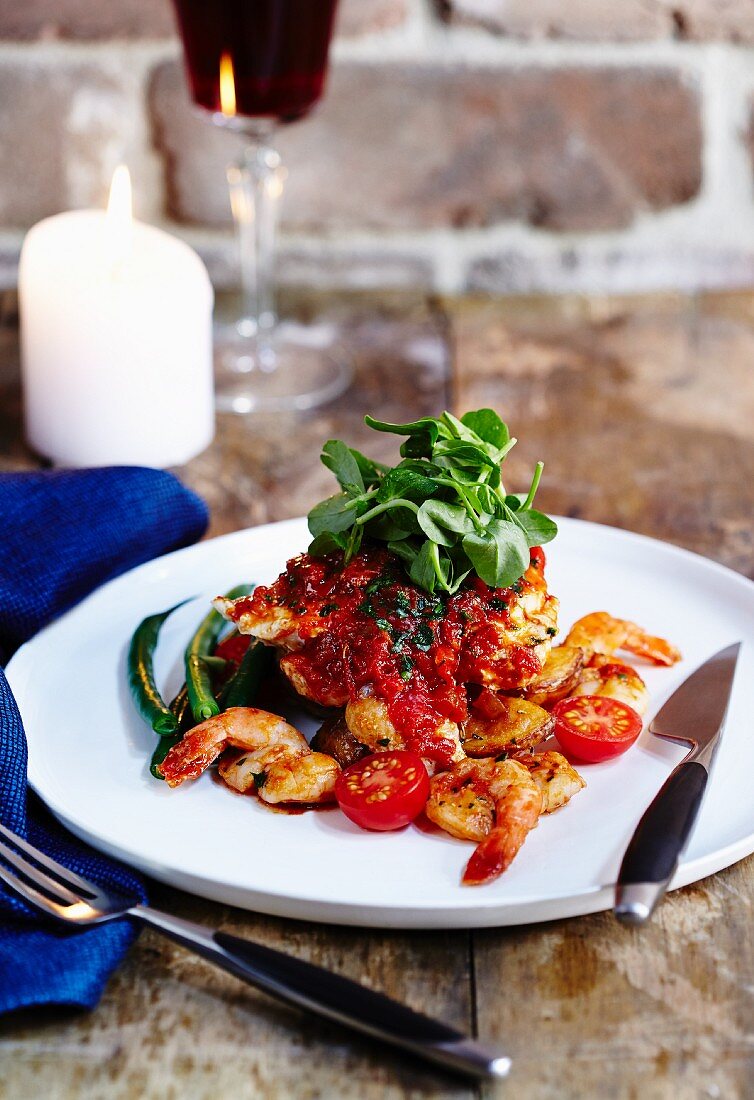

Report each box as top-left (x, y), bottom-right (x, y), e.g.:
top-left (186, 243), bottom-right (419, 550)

top-left (0, 0), bottom-right (402, 42)
top-left (444, 0), bottom-right (754, 43)
top-left (669, 0), bottom-right (754, 42)
top-left (149, 60), bottom-right (702, 233)
top-left (337, 0), bottom-right (408, 36)
top-left (0, 0), bottom-right (175, 40)
top-left (0, 61), bottom-right (132, 225)
top-left (444, 0), bottom-right (668, 39)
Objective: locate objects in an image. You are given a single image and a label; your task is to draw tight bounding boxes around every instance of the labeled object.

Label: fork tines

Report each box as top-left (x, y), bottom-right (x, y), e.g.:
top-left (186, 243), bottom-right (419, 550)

top-left (0, 821), bottom-right (118, 923)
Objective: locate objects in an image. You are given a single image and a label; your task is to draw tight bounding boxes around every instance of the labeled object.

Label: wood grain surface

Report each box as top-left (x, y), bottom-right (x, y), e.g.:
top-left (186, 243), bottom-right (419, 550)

top-left (0, 289), bottom-right (752, 1099)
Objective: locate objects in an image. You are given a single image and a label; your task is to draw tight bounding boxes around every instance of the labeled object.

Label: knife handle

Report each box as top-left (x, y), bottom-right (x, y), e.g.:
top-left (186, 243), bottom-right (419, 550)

top-left (615, 760), bottom-right (708, 925)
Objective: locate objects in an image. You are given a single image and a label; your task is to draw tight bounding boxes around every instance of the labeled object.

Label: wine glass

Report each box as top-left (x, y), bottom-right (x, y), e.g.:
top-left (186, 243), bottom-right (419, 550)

top-left (172, 0), bottom-right (350, 413)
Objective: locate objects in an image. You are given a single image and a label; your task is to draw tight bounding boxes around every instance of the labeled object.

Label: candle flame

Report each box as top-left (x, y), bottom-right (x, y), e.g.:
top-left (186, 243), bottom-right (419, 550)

top-left (219, 52), bottom-right (236, 118)
top-left (105, 165), bottom-right (133, 273)
top-left (107, 164), bottom-right (132, 224)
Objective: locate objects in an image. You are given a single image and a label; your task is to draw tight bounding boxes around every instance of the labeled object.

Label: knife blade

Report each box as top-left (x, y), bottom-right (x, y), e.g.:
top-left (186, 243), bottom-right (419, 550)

top-left (614, 641), bottom-right (741, 925)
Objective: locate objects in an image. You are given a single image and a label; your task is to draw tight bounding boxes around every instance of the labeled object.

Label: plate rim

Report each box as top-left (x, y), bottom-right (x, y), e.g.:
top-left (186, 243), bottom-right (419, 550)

top-left (7, 515), bottom-right (754, 928)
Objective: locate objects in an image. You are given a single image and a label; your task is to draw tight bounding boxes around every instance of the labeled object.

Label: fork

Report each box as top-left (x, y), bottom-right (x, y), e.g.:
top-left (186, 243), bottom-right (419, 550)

top-left (0, 821), bottom-right (509, 1080)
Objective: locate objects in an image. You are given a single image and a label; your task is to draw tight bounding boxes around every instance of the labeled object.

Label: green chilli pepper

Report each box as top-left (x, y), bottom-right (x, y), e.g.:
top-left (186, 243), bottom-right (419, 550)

top-left (128, 602), bottom-right (187, 736)
top-left (219, 641), bottom-right (274, 711)
top-left (184, 584), bottom-right (254, 722)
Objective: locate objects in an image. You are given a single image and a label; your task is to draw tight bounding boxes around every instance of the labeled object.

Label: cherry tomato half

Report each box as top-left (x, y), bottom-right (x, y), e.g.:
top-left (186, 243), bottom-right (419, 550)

top-left (335, 751), bottom-right (430, 832)
top-left (552, 695), bottom-right (643, 763)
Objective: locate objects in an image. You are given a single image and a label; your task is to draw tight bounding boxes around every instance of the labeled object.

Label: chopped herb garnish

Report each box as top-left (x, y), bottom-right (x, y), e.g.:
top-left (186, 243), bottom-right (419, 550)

top-left (414, 622), bottom-right (434, 651)
top-left (319, 603), bottom-right (338, 616)
top-left (417, 593), bottom-right (446, 619)
top-left (365, 573), bottom-right (393, 595)
top-left (377, 737), bottom-right (391, 747)
top-left (395, 591), bottom-right (411, 617)
top-left (489, 597), bottom-right (508, 612)
top-left (252, 770), bottom-right (268, 789)
top-left (399, 654), bottom-right (414, 681)
top-left (546, 626), bottom-right (558, 636)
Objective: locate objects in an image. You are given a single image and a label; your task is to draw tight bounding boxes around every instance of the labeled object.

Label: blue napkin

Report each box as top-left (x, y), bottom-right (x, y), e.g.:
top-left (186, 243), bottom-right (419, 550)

top-left (0, 467), bottom-right (208, 1015)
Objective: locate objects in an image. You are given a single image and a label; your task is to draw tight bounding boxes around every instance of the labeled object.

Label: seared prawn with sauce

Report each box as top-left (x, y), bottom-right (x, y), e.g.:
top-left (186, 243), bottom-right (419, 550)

top-left (571, 654), bottom-right (650, 715)
top-left (159, 707), bottom-right (340, 805)
top-left (344, 693), bottom-right (466, 766)
top-left (425, 750), bottom-right (584, 885)
top-left (564, 612), bottom-right (681, 667)
top-left (508, 750), bottom-right (586, 814)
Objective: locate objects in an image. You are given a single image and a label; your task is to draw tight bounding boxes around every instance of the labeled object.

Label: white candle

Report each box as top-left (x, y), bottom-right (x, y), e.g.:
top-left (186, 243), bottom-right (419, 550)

top-left (19, 167), bottom-right (215, 468)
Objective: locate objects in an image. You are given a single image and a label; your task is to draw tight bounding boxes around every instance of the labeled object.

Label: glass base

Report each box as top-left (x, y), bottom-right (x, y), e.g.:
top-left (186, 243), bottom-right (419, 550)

top-left (214, 321), bottom-right (351, 413)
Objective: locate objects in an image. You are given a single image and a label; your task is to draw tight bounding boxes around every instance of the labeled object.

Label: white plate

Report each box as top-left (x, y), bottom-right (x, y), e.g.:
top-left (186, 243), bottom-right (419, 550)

top-left (6, 517), bottom-right (754, 928)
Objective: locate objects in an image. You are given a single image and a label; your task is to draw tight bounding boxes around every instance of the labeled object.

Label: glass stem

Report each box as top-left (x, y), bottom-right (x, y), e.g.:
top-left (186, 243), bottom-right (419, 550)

top-left (226, 139), bottom-right (285, 373)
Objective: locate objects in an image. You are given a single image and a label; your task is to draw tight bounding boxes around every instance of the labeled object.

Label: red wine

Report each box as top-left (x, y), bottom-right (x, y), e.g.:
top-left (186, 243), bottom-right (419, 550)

top-left (172, 0), bottom-right (339, 124)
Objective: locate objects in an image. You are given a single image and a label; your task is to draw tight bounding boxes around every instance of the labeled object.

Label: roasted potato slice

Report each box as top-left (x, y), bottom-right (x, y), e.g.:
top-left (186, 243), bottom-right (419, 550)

top-left (461, 692), bottom-right (554, 757)
top-left (524, 645), bottom-right (585, 708)
top-left (310, 714), bottom-right (370, 769)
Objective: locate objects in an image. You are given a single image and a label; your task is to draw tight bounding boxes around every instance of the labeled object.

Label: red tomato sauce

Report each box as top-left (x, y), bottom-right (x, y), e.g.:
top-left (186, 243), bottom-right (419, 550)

top-left (213, 632), bottom-right (252, 666)
top-left (228, 548), bottom-right (546, 767)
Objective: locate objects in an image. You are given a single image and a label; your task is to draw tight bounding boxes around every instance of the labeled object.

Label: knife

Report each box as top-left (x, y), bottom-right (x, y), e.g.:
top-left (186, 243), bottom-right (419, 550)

top-left (614, 641), bottom-right (741, 925)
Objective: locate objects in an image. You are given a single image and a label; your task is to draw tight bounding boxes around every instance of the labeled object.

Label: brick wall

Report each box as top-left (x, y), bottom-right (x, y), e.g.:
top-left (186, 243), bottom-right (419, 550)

top-left (3, 0), bottom-right (754, 294)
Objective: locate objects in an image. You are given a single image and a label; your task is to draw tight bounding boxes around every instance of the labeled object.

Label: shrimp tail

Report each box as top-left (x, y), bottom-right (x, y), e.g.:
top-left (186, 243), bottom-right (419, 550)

top-left (622, 629), bottom-right (681, 667)
top-left (565, 611), bottom-right (680, 667)
top-left (461, 786), bottom-right (541, 886)
top-left (160, 723), bottom-right (225, 786)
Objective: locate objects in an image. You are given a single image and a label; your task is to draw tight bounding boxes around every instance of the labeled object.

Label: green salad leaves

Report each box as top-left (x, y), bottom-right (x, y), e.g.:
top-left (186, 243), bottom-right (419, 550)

top-left (307, 409), bottom-right (557, 595)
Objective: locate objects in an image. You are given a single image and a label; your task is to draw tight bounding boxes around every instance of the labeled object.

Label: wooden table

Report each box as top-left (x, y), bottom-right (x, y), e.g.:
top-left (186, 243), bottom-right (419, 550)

top-left (1, 289), bottom-right (753, 1099)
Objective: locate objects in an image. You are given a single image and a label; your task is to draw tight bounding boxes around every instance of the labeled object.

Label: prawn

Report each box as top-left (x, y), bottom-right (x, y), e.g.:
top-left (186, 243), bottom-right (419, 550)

top-left (345, 693), bottom-right (466, 766)
top-left (219, 748), bottom-right (340, 805)
top-left (426, 758), bottom-right (543, 886)
top-left (510, 750), bottom-right (586, 813)
top-left (564, 611), bottom-right (681, 667)
top-left (571, 654), bottom-right (650, 715)
top-left (159, 706), bottom-right (340, 805)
